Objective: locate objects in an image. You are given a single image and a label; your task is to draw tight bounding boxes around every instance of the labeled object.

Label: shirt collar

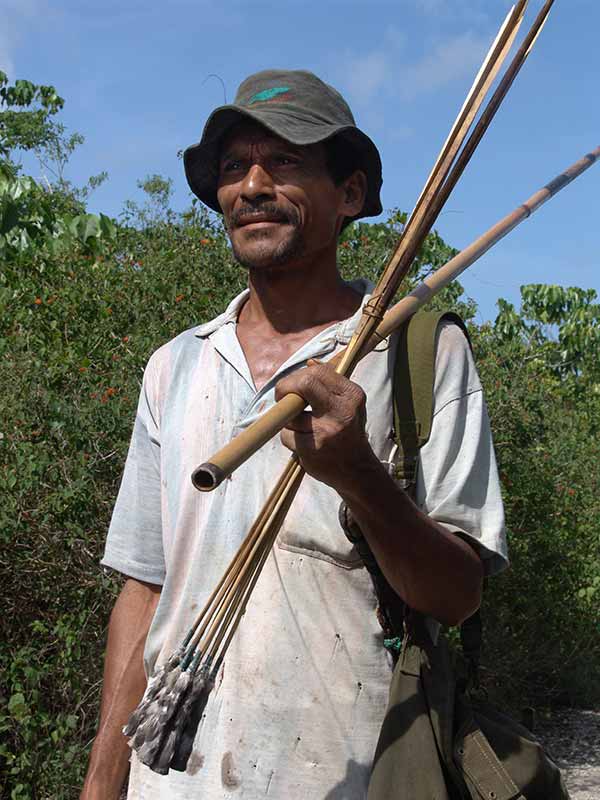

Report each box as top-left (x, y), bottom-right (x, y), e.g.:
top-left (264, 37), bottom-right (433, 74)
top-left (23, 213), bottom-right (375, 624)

top-left (193, 278), bottom-right (375, 345)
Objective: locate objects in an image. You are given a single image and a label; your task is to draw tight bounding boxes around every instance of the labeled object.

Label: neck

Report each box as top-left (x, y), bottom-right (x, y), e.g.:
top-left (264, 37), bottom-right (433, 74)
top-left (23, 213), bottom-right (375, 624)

top-left (239, 250), bottom-right (361, 334)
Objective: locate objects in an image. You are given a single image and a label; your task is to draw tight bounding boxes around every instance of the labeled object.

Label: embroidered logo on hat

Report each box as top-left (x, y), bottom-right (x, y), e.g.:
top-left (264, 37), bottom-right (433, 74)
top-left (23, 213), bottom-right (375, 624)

top-left (247, 86), bottom-right (291, 105)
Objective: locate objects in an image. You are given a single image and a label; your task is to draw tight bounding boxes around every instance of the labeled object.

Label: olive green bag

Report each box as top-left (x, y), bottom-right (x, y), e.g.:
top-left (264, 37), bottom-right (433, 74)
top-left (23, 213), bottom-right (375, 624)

top-left (348, 311), bottom-right (570, 800)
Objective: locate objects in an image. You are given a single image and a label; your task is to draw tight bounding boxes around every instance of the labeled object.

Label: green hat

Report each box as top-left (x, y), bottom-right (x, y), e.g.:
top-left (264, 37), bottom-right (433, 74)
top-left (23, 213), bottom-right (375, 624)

top-left (183, 69), bottom-right (383, 221)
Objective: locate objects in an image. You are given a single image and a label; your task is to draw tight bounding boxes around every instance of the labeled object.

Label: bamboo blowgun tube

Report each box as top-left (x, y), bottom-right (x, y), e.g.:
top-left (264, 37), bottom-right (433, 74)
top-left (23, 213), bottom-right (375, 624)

top-left (192, 146), bottom-right (600, 492)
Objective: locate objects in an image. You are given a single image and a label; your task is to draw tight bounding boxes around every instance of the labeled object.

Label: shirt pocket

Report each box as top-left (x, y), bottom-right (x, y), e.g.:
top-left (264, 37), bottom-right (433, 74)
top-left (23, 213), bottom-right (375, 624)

top-left (276, 475), bottom-right (363, 569)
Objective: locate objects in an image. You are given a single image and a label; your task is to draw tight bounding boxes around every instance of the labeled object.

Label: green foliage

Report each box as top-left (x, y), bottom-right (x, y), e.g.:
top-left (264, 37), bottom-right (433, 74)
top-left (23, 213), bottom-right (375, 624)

top-left (121, 173), bottom-right (176, 229)
top-left (0, 172), bottom-right (116, 260)
top-left (495, 284), bottom-right (600, 387)
top-left (0, 205), bottom-right (246, 798)
top-left (475, 288), bottom-right (600, 708)
top-left (32, 120), bottom-right (109, 205)
top-left (0, 71), bottom-right (64, 165)
top-left (0, 70), bottom-right (108, 244)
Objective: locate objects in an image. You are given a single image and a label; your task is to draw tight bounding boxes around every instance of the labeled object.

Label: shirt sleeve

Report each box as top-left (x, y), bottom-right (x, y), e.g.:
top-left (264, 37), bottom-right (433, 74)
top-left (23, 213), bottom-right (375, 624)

top-left (415, 322), bottom-right (508, 576)
top-left (101, 355), bottom-right (166, 585)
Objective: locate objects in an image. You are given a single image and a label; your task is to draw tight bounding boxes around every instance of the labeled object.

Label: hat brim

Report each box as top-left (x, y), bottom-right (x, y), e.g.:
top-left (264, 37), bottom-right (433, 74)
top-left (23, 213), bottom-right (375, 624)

top-left (183, 105), bottom-right (383, 221)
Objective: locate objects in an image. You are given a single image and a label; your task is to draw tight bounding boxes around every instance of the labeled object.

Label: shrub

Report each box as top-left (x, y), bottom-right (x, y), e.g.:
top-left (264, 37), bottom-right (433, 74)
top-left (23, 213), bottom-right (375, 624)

top-left (0, 207), bottom-right (244, 798)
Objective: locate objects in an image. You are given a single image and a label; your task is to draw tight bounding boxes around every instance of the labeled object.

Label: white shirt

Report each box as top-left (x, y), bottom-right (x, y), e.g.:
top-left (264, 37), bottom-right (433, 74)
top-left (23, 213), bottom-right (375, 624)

top-left (102, 280), bottom-right (507, 799)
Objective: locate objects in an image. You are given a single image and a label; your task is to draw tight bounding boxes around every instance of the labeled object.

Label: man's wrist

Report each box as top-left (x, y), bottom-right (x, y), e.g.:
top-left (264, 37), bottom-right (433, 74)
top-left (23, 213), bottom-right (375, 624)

top-left (331, 443), bottom-right (390, 500)
top-left (81, 734), bottom-right (130, 799)
top-left (81, 769), bottom-right (128, 800)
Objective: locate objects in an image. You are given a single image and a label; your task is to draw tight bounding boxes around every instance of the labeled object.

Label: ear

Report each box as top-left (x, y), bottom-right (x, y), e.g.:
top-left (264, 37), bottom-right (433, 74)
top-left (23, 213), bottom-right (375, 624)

top-left (340, 170), bottom-right (368, 218)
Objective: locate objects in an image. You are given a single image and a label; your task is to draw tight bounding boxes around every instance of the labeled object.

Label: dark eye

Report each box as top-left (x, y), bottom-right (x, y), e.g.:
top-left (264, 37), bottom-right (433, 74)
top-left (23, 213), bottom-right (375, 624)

top-left (221, 158), bottom-right (244, 174)
top-left (274, 154), bottom-right (299, 167)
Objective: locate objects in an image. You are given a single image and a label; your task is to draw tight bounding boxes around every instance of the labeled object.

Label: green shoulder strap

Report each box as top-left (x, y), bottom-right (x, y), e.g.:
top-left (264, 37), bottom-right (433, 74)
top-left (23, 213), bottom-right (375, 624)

top-left (393, 310), bottom-right (471, 491)
top-left (392, 310), bottom-right (481, 676)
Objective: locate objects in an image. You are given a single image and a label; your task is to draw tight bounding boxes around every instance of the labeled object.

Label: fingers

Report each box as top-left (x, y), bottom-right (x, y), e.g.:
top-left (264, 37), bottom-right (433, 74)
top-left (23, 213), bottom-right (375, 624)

top-left (280, 427), bottom-right (313, 454)
top-left (284, 410), bottom-right (314, 433)
top-left (275, 361), bottom-right (365, 419)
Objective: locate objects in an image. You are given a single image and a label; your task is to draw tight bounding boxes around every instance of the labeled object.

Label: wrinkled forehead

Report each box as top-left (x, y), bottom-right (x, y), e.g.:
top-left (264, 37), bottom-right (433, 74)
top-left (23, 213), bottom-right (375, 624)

top-left (218, 119), bottom-right (324, 161)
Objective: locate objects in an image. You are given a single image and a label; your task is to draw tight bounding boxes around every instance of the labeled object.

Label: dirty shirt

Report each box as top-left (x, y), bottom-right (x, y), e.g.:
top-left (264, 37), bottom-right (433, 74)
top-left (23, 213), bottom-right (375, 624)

top-left (102, 280), bottom-right (508, 799)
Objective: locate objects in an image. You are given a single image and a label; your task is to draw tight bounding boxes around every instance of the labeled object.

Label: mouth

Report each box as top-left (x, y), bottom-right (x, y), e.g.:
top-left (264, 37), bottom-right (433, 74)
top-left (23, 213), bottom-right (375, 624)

top-left (236, 215), bottom-right (287, 229)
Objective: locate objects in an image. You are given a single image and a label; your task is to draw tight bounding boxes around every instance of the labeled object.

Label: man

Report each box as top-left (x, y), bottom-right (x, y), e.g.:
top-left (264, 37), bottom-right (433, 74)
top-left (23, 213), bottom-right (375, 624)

top-left (81, 70), bottom-right (507, 799)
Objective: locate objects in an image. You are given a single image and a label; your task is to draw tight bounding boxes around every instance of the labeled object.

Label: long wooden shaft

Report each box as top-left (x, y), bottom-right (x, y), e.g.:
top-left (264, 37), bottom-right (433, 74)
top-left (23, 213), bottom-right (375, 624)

top-left (207, 461), bottom-right (305, 668)
top-left (184, 456), bottom-right (300, 650)
top-left (195, 459), bottom-right (304, 655)
top-left (409, 0), bottom-right (556, 275)
top-left (335, 0), bottom-right (552, 381)
top-left (188, 458), bottom-right (302, 653)
top-left (333, 2), bottom-right (528, 378)
top-left (410, 1), bottom-right (526, 216)
top-left (192, 146), bottom-right (599, 492)
top-left (364, 146), bottom-right (600, 351)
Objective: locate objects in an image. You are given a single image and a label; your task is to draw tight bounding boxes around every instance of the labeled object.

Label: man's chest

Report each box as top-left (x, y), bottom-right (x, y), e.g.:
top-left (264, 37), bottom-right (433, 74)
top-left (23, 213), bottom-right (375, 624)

top-left (159, 335), bottom-right (396, 470)
top-left (154, 338), bottom-right (396, 573)
top-left (236, 322), bottom-right (339, 391)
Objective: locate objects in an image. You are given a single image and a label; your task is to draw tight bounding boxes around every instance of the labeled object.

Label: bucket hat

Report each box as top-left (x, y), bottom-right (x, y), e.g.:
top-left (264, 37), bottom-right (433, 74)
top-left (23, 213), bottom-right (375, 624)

top-left (183, 69), bottom-right (383, 221)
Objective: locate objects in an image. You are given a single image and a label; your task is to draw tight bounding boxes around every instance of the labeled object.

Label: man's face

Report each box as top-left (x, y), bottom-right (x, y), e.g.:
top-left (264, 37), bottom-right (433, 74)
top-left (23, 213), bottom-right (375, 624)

top-left (216, 121), bottom-right (353, 271)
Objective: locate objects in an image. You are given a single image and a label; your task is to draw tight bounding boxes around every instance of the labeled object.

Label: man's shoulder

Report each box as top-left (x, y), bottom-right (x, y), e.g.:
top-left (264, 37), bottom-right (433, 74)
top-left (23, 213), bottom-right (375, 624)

top-left (147, 289), bottom-right (249, 370)
top-left (147, 323), bottom-right (205, 372)
top-left (431, 319), bottom-right (482, 413)
top-left (142, 322), bottom-right (218, 406)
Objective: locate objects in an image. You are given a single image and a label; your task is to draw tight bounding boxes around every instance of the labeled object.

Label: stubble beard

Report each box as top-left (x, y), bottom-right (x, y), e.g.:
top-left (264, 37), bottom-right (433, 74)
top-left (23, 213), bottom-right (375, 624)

top-left (227, 203), bottom-right (305, 273)
top-left (231, 226), bottom-right (305, 272)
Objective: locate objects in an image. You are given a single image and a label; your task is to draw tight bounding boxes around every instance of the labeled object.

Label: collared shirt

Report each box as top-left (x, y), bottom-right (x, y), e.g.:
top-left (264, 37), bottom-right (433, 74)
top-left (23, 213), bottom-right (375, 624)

top-left (102, 279), bottom-right (507, 799)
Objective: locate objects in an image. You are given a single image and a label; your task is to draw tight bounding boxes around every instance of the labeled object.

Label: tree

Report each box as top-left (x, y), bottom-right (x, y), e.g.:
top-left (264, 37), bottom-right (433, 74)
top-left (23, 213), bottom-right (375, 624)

top-left (0, 73), bottom-right (113, 260)
top-left (495, 284), bottom-right (600, 390)
top-left (0, 71), bottom-right (64, 176)
top-left (121, 173), bottom-right (176, 229)
top-left (474, 284), bottom-right (600, 707)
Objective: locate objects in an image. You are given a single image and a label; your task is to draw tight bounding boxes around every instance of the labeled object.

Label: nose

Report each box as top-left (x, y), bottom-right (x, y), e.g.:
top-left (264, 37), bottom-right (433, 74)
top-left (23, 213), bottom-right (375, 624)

top-left (240, 163), bottom-right (276, 203)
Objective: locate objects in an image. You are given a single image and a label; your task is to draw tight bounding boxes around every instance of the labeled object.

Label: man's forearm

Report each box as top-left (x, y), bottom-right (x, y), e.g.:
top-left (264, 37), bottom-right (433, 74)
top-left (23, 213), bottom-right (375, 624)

top-left (81, 578), bottom-right (161, 800)
top-left (276, 362), bottom-right (483, 626)
top-left (336, 451), bottom-right (483, 626)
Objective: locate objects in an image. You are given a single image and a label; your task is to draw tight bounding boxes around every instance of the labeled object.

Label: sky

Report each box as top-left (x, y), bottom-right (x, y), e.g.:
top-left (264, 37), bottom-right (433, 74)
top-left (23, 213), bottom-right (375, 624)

top-left (2, 0), bottom-right (598, 322)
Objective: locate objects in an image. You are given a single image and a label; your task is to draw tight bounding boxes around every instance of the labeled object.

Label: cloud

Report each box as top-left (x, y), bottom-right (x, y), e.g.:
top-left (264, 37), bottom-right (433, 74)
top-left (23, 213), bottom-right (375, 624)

top-left (335, 25), bottom-right (406, 107)
top-left (335, 25), bottom-right (492, 116)
top-left (0, 30), bottom-right (15, 76)
top-left (344, 51), bottom-right (389, 105)
top-left (399, 31), bottom-right (491, 99)
top-left (0, 0), bottom-right (47, 78)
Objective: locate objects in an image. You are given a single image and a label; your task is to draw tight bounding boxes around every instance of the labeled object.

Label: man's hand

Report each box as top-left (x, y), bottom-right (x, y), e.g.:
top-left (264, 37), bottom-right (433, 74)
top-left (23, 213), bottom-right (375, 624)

top-left (276, 359), bottom-right (483, 626)
top-left (80, 578), bottom-right (161, 800)
top-left (276, 359), bottom-right (379, 491)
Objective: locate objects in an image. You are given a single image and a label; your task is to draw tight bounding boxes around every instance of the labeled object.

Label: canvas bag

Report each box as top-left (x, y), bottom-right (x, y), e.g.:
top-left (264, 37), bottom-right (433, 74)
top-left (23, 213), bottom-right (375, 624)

top-left (368, 612), bottom-right (569, 799)
top-left (342, 311), bottom-right (569, 800)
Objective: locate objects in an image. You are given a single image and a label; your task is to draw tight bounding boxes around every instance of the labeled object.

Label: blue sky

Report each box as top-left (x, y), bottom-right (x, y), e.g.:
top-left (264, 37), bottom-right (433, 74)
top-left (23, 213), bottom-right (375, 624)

top-left (2, 0), bottom-right (598, 321)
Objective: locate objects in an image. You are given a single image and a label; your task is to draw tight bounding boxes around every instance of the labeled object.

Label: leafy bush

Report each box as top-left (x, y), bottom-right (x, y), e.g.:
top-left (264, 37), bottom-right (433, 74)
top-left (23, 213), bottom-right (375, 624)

top-left (475, 287), bottom-right (600, 708)
top-left (0, 206), bottom-right (246, 798)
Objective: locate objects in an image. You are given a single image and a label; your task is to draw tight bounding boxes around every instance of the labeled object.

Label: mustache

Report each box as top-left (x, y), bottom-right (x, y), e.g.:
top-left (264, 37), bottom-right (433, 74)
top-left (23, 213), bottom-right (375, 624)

top-left (229, 202), bottom-right (300, 229)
